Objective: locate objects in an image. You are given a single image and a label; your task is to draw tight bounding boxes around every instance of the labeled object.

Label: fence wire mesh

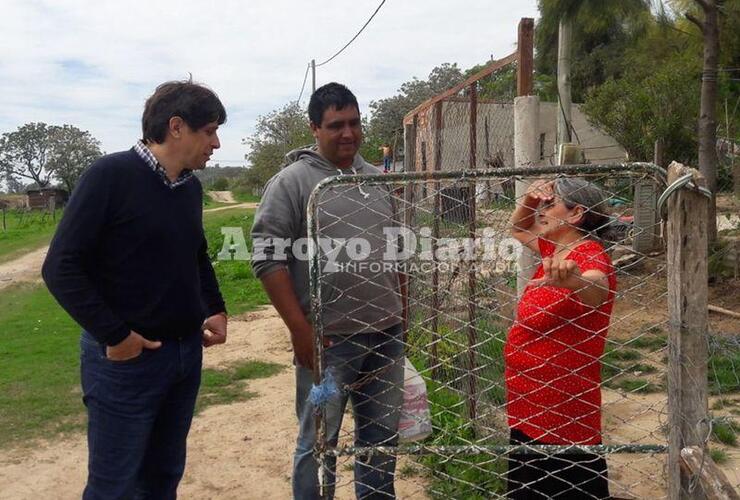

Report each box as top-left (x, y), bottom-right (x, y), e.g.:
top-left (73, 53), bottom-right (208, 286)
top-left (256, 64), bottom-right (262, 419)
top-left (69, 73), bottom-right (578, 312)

top-left (306, 165), bottom-right (740, 499)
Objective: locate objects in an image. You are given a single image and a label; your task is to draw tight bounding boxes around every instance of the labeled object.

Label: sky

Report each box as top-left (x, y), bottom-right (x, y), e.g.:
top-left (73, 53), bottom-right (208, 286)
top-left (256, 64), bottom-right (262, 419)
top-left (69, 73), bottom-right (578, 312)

top-left (0, 0), bottom-right (539, 170)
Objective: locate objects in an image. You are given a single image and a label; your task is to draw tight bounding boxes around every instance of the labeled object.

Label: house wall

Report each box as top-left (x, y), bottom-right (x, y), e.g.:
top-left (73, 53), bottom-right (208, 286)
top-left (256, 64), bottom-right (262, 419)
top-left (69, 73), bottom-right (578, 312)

top-left (410, 101), bottom-right (626, 172)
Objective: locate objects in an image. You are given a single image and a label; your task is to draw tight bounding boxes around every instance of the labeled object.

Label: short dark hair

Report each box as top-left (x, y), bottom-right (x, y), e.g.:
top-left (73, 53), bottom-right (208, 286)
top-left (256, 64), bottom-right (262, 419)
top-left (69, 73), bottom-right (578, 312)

top-left (308, 82), bottom-right (359, 126)
top-left (142, 79), bottom-right (227, 144)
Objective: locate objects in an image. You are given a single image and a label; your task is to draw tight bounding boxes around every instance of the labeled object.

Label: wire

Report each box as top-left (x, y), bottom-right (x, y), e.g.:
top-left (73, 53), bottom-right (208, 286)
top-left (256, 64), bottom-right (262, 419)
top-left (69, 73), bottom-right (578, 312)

top-left (297, 63), bottom-right (311, 104)
top-left (315, 0), bottom-right (386, 67)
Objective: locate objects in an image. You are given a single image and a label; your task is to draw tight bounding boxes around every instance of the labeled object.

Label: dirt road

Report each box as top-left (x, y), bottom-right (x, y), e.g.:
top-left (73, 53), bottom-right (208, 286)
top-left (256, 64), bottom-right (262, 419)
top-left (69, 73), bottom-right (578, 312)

top-left (0, 203), bottom-right (257, 292)
top-left (0, 246), bottom-right (47, 291)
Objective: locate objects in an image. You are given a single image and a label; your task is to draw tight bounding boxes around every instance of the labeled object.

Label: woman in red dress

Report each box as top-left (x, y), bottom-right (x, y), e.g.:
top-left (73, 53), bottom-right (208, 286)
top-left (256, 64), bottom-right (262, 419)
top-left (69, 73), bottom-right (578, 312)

top-left (505, 178), bottom-right (617, 499)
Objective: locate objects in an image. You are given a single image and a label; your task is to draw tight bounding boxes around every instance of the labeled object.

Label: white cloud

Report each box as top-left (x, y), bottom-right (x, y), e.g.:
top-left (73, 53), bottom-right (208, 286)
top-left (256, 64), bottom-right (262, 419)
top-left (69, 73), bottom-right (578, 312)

top-left (1, 0), bottom-right (538, 168)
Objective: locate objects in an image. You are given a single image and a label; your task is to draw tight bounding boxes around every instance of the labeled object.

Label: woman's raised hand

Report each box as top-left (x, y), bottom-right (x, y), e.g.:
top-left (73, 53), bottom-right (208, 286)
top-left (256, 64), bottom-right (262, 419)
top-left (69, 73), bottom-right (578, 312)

top-left (525, 179), bottom-right (555, 205)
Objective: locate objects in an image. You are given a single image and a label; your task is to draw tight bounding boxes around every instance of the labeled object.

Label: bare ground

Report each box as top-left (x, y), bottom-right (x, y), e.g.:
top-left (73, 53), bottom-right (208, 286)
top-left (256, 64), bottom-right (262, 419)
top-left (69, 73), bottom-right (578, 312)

top-left (0, 245), bottom-right (47, 291)
top-left (207, 191), bottom-right (237, 204)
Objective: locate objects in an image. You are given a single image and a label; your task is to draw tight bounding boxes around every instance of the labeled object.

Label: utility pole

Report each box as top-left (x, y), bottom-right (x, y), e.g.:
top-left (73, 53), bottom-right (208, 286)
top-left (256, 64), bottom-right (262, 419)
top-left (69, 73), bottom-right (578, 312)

top-left (311, 59), bottom-right (316, 94)
top-left (556, 17), bottom-right (573, 148)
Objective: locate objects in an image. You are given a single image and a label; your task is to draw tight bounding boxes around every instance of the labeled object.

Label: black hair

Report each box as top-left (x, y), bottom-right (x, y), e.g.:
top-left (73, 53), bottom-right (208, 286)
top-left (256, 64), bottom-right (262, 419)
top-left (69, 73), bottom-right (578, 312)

top-left (142, 79), bottom-right (226, 144)
top-left (308, 82), bottom-right (359, 126)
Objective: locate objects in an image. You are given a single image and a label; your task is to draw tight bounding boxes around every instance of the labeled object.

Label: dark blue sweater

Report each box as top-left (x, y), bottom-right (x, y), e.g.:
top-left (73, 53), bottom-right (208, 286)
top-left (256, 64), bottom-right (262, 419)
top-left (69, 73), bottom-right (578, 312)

top-left (42, 149), bottom-right (225, 346)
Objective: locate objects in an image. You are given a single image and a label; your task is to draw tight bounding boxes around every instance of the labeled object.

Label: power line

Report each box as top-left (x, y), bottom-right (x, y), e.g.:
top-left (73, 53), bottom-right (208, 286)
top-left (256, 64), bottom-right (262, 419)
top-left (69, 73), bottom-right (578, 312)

top-left (315, 0), bottom-right (386, 67)
top-left (296, 63), bottom-right (311, 104)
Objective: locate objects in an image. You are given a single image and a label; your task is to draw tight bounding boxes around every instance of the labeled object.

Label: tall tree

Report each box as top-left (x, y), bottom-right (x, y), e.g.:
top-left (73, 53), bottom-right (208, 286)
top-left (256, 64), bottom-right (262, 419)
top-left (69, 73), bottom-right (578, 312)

top-left (238, 102), bottom-right (313, 189)
top-left (535, 0), bottom-right (652, 102)
top-left (684, 0), bottom-right (723, 243)
top-left (367, 63), bottom-right (464, 151)
top-left (48, 125), bottom-right (103, 192)
top-left (0, 122), bottom-right (57, 188)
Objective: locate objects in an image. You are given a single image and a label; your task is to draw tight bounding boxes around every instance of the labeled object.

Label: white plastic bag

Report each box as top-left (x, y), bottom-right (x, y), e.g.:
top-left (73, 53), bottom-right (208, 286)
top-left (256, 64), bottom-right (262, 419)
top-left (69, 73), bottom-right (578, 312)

top-left (398, 357), bottom-right (432, 442)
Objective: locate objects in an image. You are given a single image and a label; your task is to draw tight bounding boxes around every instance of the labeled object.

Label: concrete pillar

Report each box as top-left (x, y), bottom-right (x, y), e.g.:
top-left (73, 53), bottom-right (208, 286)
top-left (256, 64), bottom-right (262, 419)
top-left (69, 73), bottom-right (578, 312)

top-left (514, 95), bottom-right (540, 295)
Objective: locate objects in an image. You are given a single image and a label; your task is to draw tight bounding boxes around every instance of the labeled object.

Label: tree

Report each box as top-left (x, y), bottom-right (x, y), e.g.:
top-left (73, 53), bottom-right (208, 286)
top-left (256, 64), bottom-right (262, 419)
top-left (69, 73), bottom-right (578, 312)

top-left (48, 125), bottom-right (103, 192)
top-left (0, 122), bottom-right (58, 188)
top-left (583, 51), bottom-right (701, 163)
top-left (535, 0), bottom-right (652, 102)
top-left (237, 102), bottom-right (313, 189)
top-left (684, 0), bottom-right (723, 243)
top-left (367, 63), bottom-right (465, 151)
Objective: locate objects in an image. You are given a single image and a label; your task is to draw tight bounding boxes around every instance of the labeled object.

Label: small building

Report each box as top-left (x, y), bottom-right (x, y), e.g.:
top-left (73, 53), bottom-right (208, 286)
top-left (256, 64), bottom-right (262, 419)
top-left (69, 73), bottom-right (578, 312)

top-left (26, 188), bottom-right (69, 210)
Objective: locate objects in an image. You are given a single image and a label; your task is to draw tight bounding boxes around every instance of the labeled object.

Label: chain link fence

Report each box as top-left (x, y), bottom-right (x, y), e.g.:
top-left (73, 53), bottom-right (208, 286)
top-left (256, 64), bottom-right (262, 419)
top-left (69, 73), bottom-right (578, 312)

top-left (306, 164), bottom-right (739, 499)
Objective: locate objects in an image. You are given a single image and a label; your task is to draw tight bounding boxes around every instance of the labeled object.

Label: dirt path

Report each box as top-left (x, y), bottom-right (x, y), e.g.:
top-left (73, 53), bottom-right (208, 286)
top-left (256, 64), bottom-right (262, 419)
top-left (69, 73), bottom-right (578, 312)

top-left (204, 202), bottom-right (259, 213)
top-left (207, 191), bottom-right (237, 204)
top-left (0, 245), bottom-right (47, 291)
top-left (0, 307), bottom-right (427, 499)
top-left (0, 204), bottom-right (256, 292)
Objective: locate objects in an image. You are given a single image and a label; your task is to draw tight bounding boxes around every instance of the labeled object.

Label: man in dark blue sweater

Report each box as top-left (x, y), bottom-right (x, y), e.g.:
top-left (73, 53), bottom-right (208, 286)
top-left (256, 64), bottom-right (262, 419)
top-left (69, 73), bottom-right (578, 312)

top-left (43, 79), bottom-right (229, 500)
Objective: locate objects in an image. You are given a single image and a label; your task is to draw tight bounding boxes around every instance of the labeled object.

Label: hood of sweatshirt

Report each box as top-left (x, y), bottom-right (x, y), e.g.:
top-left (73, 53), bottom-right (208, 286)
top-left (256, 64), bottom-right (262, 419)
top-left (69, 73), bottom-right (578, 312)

top-left (284, 146), bottom-right (371, 174)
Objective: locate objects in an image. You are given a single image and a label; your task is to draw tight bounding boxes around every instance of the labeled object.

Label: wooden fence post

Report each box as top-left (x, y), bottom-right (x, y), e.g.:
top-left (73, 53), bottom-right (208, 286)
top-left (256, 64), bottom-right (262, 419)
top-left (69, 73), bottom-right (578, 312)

top-left (666, 162), bottom-right (710, 500)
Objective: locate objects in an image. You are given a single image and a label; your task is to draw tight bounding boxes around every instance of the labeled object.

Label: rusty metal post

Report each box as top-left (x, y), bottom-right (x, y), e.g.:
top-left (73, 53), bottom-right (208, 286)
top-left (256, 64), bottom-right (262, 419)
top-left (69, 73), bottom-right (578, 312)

top-left (517, 18), bottom-right (534, 97)
top-left (431, 101), bottom-right (443, 378)
top-left (466, 84), bottom-right (479, 422)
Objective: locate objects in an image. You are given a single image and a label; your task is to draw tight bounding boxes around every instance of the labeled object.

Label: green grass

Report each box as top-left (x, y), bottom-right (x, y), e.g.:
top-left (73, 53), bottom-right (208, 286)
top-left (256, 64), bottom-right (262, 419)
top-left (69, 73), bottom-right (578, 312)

top-left (711, 419), bottom-right (739, 447)
top-left (203, 191), bottom-right (260, 209)
top-left (196, 360), bottom-right (284, 413)
top-left (605, 348), bottom-right (641, 361)
top-left (708, 338), bottom-right (740, 395)
top-left (202, 207), bottom-right (270, 315)
top-left (0, 205), bottom-right (272, 449)
top-left (0, 209), bottom-right (60, 263)
top-left (0, 281), bottom-right (283, 449)
top-left (611, 378), bottom-right (661, 394)
top-left (405, 324), bottom-right (508, 499)
top-left (709, 448), bottom-right (729, 464)
top-left (421, 380), bottom-right (507, 499)
top-left (629, 332), bottom-right (667, 351)
top-left (601, 347), bottom-right (662, 391)
top-left (0, 284), bottom-right (86, 448)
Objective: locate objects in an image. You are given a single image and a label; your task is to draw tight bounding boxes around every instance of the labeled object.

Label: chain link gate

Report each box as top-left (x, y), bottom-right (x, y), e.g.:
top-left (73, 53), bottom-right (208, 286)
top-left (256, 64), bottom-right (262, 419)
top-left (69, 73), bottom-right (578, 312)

top-left (304, 163), bottom-right (724, 499)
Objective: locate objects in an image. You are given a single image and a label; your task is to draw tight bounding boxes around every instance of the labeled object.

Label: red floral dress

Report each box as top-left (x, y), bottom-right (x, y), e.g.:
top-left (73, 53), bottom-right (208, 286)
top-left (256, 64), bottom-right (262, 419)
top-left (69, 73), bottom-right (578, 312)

top-left (504, 238), bottom-right (616, 445)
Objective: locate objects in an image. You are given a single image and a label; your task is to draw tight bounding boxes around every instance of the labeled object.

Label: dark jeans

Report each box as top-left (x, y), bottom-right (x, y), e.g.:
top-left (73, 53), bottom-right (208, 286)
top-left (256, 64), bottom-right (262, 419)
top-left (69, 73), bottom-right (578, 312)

top-left (293, 324), bottom-right (404, 500)
top-left (80, 330), bottom-right (202, 500)
top-left (507, 429), bottom-right (610, 500)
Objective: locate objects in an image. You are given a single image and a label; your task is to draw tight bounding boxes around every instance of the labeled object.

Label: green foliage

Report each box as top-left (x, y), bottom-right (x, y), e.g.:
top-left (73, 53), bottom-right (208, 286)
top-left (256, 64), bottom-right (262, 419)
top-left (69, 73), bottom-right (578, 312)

top-left (238, 102), bottom-right (313, 190)
top-left (535, 0), bottom-right (652, 102)
top-left (211, 177), bottom-right (229, 191)
top-left (48, 124), bottom-right (103, 192)
top-left (583, 51), bottom-right (701, 163)
top-left (0, 122), bottom-right (102, 190)
top-left (367, 63), bottom-right (465, 153)
top-left (463, 63), bottom-right (517, 102)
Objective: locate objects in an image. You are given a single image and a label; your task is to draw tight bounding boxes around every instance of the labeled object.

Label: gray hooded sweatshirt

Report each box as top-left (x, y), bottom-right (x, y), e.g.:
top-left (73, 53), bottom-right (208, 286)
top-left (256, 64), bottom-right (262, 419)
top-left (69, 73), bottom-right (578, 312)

top-left (251, 147), bottom-right (402, 335)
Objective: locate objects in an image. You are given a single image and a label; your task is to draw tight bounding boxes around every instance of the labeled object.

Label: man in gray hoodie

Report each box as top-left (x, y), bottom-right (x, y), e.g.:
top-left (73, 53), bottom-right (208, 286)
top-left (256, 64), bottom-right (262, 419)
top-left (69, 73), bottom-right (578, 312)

top-left (251, 82), bottom-right (405, 499)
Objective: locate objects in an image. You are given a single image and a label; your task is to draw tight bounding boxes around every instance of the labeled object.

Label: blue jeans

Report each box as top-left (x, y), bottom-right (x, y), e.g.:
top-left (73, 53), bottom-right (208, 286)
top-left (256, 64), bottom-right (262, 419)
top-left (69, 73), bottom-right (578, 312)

top-left (293, 324), bottom-right (404, 500)
top-left (80, 330), bottom-right (202, 500)
top-left (383, 157), bottom-right (391, 171)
